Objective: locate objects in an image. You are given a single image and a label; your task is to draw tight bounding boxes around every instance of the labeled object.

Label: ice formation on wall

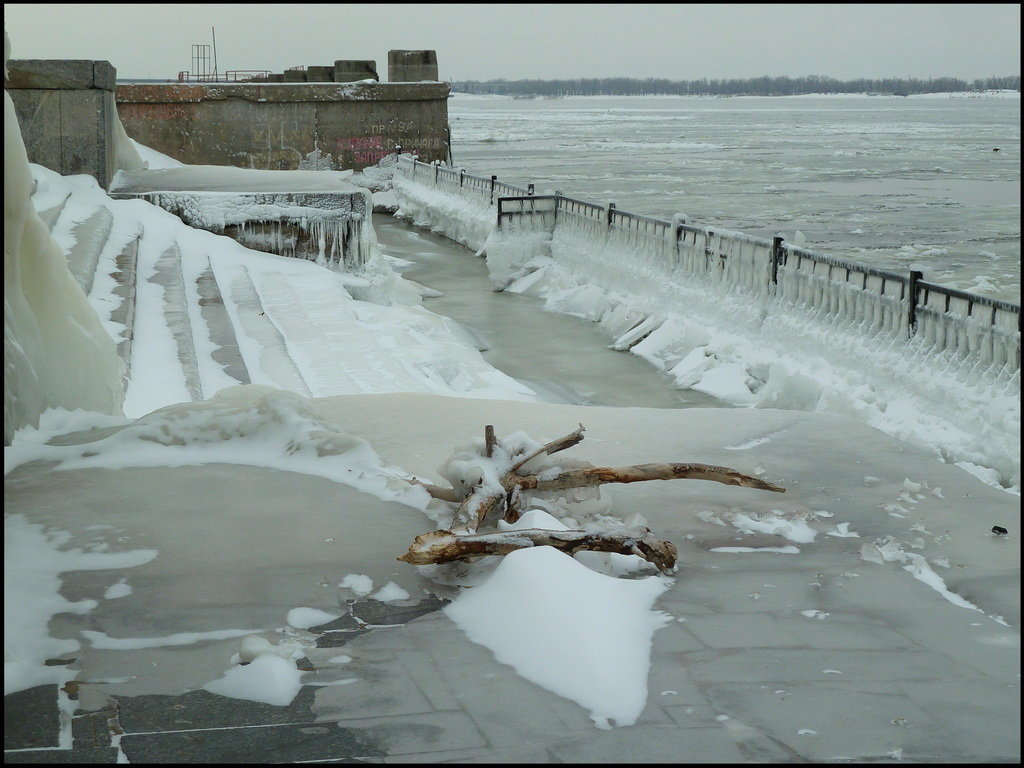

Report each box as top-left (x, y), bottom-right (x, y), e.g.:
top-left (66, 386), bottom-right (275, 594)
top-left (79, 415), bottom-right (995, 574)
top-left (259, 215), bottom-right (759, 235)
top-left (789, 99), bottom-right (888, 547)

top-left (4, 51), bottom-right (124, 444)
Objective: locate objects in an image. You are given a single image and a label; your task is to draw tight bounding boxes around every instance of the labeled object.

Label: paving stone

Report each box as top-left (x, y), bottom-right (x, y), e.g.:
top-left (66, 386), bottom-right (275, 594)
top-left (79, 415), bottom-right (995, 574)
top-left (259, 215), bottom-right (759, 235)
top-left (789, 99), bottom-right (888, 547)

top-left (649, 621), bottom-right (707, 652)
top-left (381, 744), bottom-right (553, 763)
top-left (4, 685), bottom-right (61, 750)
top-left (119, 721), bottom-right (384, 763)
top-left (685, 647), bottom-right (985, 683)
top-left (394, 650), bottom-right (462, 711)
top-left (116, 686), bottom-right (317, 733)
top-left (309, 614), bottom-right (363, 633)
top-left (703, 681), bottom-right (963, 761)
top-left (71, 706), bottom-right (118, 749)
top-left (3, 747), bottom-right (120, 763)
top-left (681, 611), bottom-right (916, 650)
top-left (313, 655), bottom-right (435, 720)
top-left (316, 628), bottom-right (371, 648)
top-left (549, 723), bottom-right (747, 763)
top-left (348, 596), bottom-right (448, 626)
top-left (899, 678), bottom-right (1021, 758)
top-left (329, 711), bottom-right (487, 756)
top-left (650, 678), bottom-right (720, 727)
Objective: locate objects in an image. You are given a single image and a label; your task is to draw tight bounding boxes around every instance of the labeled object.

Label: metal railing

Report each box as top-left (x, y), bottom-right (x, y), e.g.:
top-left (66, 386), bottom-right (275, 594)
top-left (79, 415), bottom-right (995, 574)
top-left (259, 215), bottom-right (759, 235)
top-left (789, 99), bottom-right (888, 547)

top-left (396, 155), bottom-right (1020, 370)
top-left (177, 70), bottom-right (273, 83)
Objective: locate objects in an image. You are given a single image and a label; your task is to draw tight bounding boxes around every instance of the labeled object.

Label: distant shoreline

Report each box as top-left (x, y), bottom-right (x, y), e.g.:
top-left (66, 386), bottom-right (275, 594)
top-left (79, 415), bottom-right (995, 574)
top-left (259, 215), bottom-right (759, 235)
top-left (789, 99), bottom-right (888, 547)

top-left (449, 90), bottom-right (1021, 100)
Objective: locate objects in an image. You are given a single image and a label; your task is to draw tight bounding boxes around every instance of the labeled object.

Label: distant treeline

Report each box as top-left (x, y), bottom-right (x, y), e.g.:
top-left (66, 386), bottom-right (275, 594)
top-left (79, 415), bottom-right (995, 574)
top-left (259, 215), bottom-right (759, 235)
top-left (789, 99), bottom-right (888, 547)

top-left (451, 75), bottom-right (1021, 97)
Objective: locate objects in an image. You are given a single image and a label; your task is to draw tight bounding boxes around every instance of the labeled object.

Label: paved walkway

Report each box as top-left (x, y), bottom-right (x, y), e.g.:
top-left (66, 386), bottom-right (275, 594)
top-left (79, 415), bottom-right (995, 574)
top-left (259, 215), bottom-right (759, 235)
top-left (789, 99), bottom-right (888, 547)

top-left (4, 397), bottom-right (1019, 763)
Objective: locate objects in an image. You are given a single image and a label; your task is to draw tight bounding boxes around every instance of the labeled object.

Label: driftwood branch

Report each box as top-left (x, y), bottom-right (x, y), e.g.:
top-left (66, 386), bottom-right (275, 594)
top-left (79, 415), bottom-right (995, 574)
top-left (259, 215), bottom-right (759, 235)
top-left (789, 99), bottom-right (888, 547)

top-left (409, 478), bottom-right (463, 503)
top-left (518, 463), bottom-right (786, 494)
top-left (509, 423), bottom-right (586, 474)
top-left (399, 424), bottom-right (786, 573)
top-left (398, 527), bottom-right (679, 573)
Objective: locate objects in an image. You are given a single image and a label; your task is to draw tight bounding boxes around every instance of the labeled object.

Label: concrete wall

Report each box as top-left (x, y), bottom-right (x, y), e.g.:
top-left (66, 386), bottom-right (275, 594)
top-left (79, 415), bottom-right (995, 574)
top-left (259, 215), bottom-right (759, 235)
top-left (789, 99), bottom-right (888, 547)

top-left (334, 60), bottom-right (378, 83)
top-left (5, 59), bottom-right (122, 188)
top-left (388, 50), bottom-right (438, 82)
top-left (116, 81), bottom-right (450, 170)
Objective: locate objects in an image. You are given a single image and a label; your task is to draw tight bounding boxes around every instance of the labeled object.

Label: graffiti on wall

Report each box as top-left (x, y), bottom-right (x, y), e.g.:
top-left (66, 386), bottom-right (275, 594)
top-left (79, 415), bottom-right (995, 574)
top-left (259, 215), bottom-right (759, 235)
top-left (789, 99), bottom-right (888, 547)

top-left (338, 135), bottom-right (446, 165)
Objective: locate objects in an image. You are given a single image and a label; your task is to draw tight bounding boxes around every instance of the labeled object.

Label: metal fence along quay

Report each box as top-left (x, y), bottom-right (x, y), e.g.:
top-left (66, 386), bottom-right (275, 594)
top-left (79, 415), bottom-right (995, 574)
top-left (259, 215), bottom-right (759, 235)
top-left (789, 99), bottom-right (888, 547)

top-left (396, 155), bottom-right (1021, 372)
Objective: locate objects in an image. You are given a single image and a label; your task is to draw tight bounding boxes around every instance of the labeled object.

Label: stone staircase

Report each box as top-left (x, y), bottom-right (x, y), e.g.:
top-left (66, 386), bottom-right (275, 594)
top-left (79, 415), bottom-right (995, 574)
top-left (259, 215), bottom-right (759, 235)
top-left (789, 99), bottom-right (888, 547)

top-left (34, 194), bottom-right (252, 402)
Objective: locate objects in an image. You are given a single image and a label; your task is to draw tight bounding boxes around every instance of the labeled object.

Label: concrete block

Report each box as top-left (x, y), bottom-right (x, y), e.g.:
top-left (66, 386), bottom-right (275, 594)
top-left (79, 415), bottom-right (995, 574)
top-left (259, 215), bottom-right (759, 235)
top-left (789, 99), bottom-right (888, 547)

top-left (283, 69), bottom-right (308, 82)
top-left (306, 65), bottom-right (334, 82)
top-left (334, 60), bottom-right (378, 82)
top-left (267, 73), bottom-right (285, 83)
top-left (388, 50), bottom-right (438, 82)
top-left (8, 85), bottom-right (117, 188)
top-left (93, 61), bottom-right (117, 90)
top-left (5, 59), bottom-right (115, 90)
top-left (8, 89), bottom-right (63, 168)
top-left (59, 89), bottom-right (114, 186)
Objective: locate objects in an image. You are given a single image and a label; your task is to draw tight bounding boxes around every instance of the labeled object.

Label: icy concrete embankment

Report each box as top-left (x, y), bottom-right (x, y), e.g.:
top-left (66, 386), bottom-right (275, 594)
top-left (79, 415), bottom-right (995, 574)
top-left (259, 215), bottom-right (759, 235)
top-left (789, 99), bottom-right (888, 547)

top-left (4, 88), bottom-right (125, 443)
top-left (391, 171), bottom-right (1020, 490)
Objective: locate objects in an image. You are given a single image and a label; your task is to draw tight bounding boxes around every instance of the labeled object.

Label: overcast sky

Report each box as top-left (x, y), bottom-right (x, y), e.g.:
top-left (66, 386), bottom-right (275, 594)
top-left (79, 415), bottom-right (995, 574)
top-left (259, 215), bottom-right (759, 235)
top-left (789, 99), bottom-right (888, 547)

top-left (4, 4), bottom-right (1020, 82)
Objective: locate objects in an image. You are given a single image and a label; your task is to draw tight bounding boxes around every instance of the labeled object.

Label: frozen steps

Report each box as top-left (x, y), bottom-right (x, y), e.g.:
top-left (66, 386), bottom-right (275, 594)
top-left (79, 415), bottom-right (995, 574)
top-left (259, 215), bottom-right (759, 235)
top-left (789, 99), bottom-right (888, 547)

top-left (35, 191), bottom-right (71, 232)
top-left (65, 207), bottom-right (114, 296)
top-left (37, 190), bottom-right (139, 373)
top-left (34, 183), bottom-right (255, 406)
top-left (107, 231), bottom-right (141, 376)
top-left (150, 244), bottom-right (204, 401)
top-left (196, 260), bottom-right (251, 387)
top-left (223, 265), bottom-right (312, 396)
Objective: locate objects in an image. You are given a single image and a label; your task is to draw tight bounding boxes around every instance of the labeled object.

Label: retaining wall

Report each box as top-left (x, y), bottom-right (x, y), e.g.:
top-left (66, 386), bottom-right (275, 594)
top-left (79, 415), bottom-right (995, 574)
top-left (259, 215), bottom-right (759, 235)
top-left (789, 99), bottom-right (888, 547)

top-left (116, 81), bottom-right (451, 171)
top-left (5, 58), bottom-right (144, 189)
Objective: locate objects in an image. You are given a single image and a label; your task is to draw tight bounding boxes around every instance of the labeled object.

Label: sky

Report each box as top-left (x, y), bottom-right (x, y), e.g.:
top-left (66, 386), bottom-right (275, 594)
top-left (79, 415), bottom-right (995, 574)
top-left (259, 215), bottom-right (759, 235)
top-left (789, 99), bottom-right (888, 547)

top-left (4, 3), bottom-right (1020, 82)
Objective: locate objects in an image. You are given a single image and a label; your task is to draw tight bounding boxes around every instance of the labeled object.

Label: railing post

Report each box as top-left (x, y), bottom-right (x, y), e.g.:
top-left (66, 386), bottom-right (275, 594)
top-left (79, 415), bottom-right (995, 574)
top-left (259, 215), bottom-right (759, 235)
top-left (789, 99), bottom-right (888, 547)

top-left (674, 222), bottom-right (684, 269)
top-left (908, 269), bottom-right (923, 336)
top-left (490, 175), bottom-right (497, 205)
top-left (771, 235), bottom-right (785, 285)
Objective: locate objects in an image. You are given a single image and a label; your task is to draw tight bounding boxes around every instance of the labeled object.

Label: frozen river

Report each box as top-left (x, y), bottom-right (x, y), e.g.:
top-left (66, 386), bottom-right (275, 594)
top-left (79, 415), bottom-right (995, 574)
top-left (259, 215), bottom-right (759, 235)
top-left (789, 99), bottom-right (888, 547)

top-left (448, 93), bottom-right (1021, 302)
top-left (375, 214), bottom-right (725, 410)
